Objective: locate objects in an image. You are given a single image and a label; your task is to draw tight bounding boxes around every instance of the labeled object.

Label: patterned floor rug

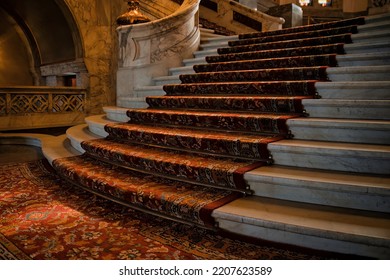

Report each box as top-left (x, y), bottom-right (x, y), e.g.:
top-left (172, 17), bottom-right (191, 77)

top-left (0, 159), bottom-right (360, 260)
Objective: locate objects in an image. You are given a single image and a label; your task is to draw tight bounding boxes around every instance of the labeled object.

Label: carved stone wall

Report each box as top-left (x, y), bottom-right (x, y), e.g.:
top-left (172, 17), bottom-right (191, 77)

top-left (61, 0), bottom-right (123, 115)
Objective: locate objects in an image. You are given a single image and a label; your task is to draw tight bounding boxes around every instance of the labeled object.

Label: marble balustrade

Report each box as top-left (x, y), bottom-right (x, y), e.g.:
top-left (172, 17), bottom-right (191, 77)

top-left (116, 0), bottom-right (201, 108)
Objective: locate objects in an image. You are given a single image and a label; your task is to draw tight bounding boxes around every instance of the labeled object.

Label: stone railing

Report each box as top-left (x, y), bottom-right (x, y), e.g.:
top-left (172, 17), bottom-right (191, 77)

top-left (0, 86), bottom-right (86, 130)
top-left (199, 0), bottom-right (284, 33)
top-left (116, 0), bottom-right (200, 108)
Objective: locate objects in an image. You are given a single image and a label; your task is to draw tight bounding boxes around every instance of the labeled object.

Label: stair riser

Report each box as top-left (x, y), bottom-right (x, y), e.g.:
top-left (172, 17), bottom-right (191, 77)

top-left (194, 50), bottom-right (218, 59)
top-left (146, 97), bottom-right (308, 114)
top-left (247, 178), bottom-right (390, 213)
top-left (268, 148), bottom-right (390, 175)
top-left (163, 82), bottom-right (316, 96)
top-left (194, 55), bottom-right (338, 73)
top-left (303, 105), bottom-right (390, 120)
top-left (212, 218), bottom-right (390, 259)
top-left (229, 28), bottom-right (356, 48)
top-left (206, 44), bottom-right (345, 64)
top-left (337, 54), bottom-right (390, 67)
top-left (183, 58), bottom-right (206, 67)
top-left (180, 67), bottom-right (329, 83)
top-left (134, 89), bottom-right (165, 98)
top-left (153, 77), bottom-right (181, 86)
top-left (116, 98), bottom-right (148, 109)
top-left (218, 34), bottom-right (353, 55)
top-left (344, 41), bottom-right (390, 54)
top-left (328, 72), bottom-right (390, 81)
top-left (315, 86), bottom-right (390, 99)
top-left (105, 128), bottom-right (274, 161)
top-left (287, 123), bottom-right (390, 145)
top-left (200, 42), bottom-right (230, 51)
top-left (127, 111), bottom-right (293, 135)
top-left (169, 67), bottom-right (195, 76)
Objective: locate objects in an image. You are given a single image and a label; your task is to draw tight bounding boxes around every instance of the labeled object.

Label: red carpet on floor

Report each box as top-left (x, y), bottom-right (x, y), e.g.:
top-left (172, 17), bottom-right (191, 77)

top-left (0, 160), bottom-right (355, 260)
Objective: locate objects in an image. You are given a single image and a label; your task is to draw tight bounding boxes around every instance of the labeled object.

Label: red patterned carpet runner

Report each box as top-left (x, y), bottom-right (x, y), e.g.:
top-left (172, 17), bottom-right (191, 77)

top-left (0, 160), bottom-right (356, 260)
top-left (53, 16), bottom-right (366, 229)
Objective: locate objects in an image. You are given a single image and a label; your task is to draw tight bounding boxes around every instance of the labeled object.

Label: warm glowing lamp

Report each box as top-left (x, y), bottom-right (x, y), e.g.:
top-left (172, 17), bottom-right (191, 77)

top-left (116, 0), bottom-right (151, 25)
top-left (318, 0), bottom-right (328, 7)
top-left (299, 0), bottom-right (311, 6)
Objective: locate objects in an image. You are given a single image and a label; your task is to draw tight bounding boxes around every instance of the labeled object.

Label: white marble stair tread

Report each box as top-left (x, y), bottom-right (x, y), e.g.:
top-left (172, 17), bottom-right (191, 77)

top-left (200, 32), bottom-right (226, 39)
top-left (66, 124), bottom-right (103, 153)
top-left (212, 196), bottom-right (390, 259)
top-left (199, 36), bottom-right (238, 50)
top-left (134, 85), bottom-right (165, 97)
top-left (352, 28), bottom-right (390, 43)
top-left (200, 34), bottom-right (238, 44)
top-left (357, 18), bottom-right (390, 33)
top-left (326, 65), bottom-right (390, 81)
top-left (104, 106), bottom-right (130, 122)
top-left (245, 165), bottom-right (390, 212)
top-left (336, 52), bottom-right (390, 66)
top-left (303, 99), bottom-right (390, 119)
top-left (182, 57), bottom-right (207, 66)
top-left (287, 118), bottom-right (390, 144)
top-left (114, 97), bottom-right (148, 109)
top-left (344, 39), bottom-right (390, 54)
top-left (315, 81), bottom-right (390, 99)
top-left (169, 65), bottom-right (195, 76)
top-left (193, 49), bottom-right (219, 58)
top-left (365, 11), bottom-right (390, 23)
top-left (268, 139), bottom-right (390, 175)
top-left (152, 75), bottom-right (181, 86)
top-left (85, 114), bottom-right (119, 137)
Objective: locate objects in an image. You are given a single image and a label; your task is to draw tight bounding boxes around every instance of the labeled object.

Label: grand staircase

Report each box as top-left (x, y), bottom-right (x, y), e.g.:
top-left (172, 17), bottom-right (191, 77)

top-left (50, 13), bottom-right (390, 259)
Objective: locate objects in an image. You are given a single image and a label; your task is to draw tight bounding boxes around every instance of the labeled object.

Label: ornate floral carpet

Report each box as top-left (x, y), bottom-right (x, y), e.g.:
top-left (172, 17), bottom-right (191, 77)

top-left (0, 160), bottom-right (360, 260)
top-left (0, 160), bottom-right (357, 260)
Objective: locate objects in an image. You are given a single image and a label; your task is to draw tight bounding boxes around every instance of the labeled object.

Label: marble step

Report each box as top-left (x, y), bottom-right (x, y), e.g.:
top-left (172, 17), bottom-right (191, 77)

top-left (245, 165), bottom-right (390, 213)
top-left (169, 65), bottom-right (195, 76)
top-left (193, 48), bottom-right (219, 59)
top-left (336, 52), bottom-right (390, 67)
top-left (195, 26), bottom-right (390, 60)
top-left (315, 81), bottom-right (390, 99)
top-left (104, 106), bottom-right (129, 122)
top-left (199, 36), bottom-right (237, 51)
top-left (326, 65), bottom-right (390, 81)
top-left (357, 18), bottom-right (390, 33)
top-left (268, 139), bottom-right (390, 175)
top-left (344, 39), bottom-right (390, 54)
top-left (352, 28), bottom-right (390, 44)
top-left (212, 196), bottom-right (390, 259)
top-left (303, 99), bottom-right (390, 119)
top-left (365, 11), bottom-right (390, 24)
top-left (287, 118), bottom-right (390, 145)
top-left (66, 124), bottom-right (102, 153)
top-left (85, 114), bottom-right (119, 137)
top-left (182, 56), bottom-right (206, 67)
top-left (134, 85), bottom-right (165, 97)
top-left (152, 75), bottom-right (181, 86)
top-left (115, 97), bottom-right (149, 109)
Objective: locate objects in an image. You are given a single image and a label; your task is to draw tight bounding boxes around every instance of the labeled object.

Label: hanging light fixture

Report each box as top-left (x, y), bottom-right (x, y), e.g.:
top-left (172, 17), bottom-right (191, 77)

top-left (116, 1), bottom-right (151, 25)
top-left (318, 0), bottom-right (328, 7)
top-left (299, 0), bottom-right (311, 6)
